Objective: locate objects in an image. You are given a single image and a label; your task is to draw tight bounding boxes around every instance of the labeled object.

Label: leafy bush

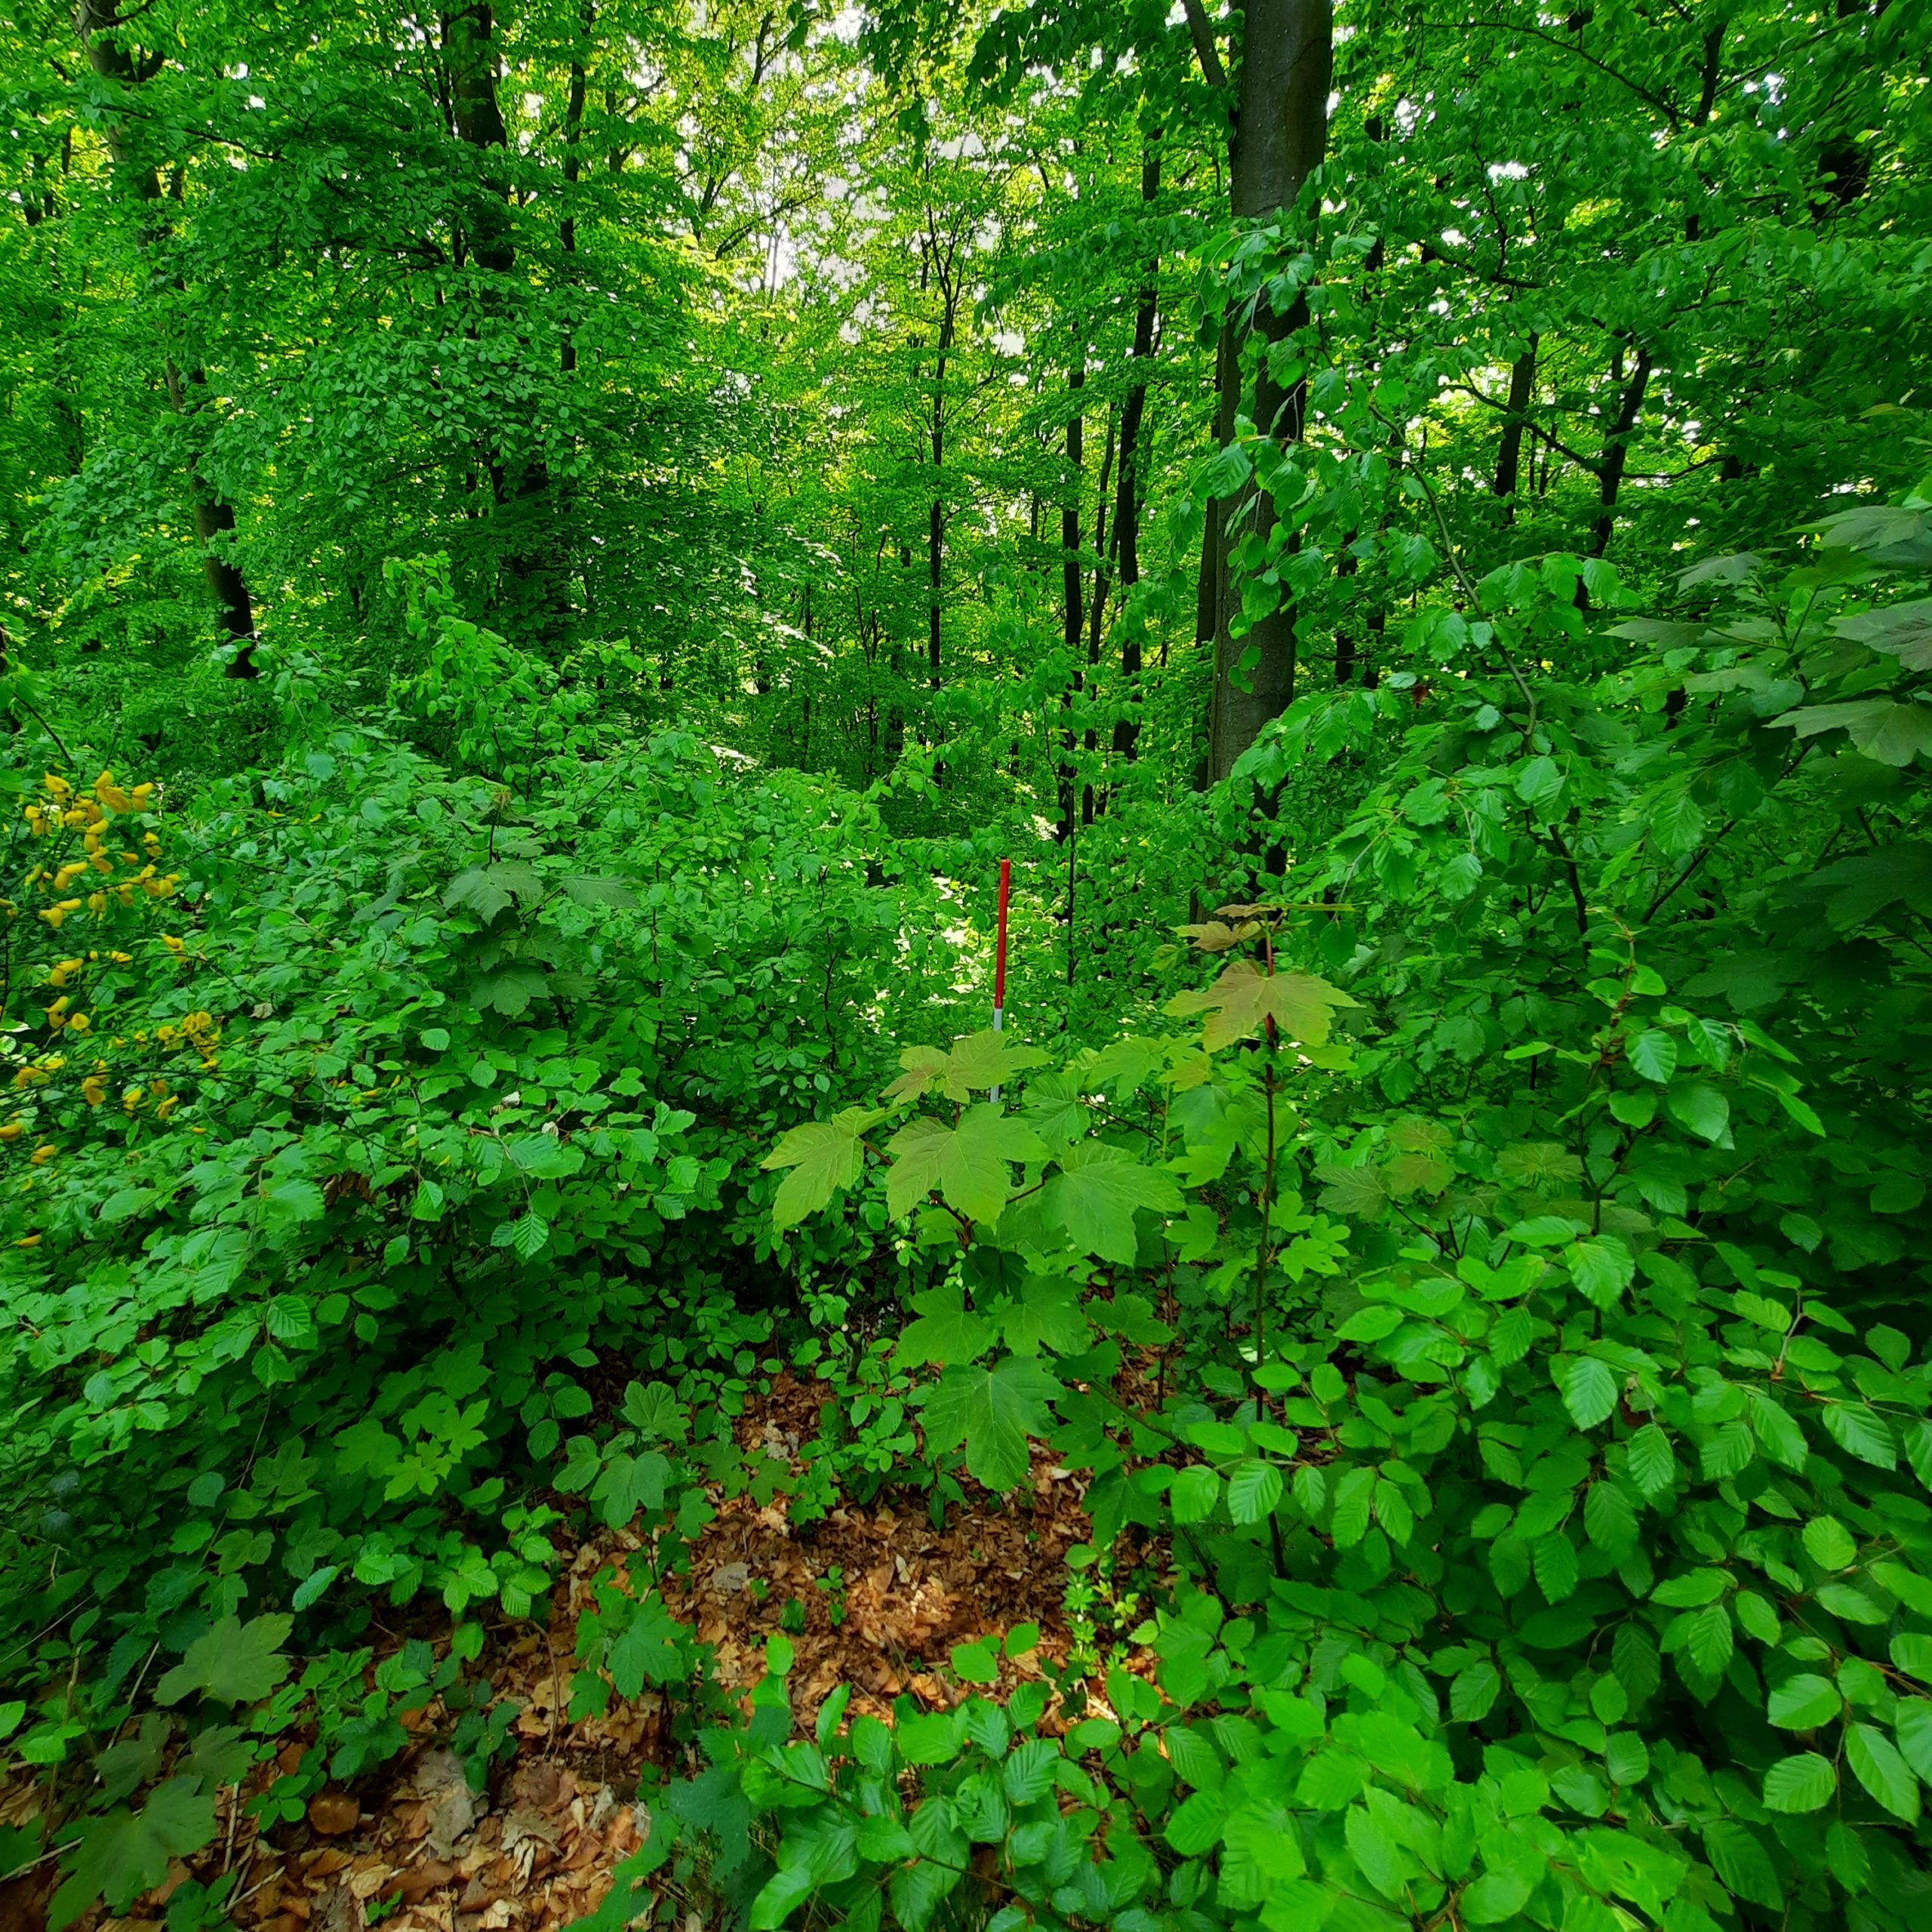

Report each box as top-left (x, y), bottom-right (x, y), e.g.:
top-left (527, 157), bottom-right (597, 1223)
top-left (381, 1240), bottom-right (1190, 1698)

top-left (592, 503), bottom-right (1932, 1932)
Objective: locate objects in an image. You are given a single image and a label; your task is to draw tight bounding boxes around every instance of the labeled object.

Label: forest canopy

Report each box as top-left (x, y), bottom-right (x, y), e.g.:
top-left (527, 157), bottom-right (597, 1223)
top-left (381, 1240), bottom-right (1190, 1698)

top-left (3, 2), bottom-right (1932, 1932)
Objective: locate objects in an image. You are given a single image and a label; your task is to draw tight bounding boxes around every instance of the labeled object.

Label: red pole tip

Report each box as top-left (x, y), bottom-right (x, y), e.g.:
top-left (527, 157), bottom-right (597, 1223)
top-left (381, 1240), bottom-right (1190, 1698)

top-left (994, 860), bottom-right (1012, 1011)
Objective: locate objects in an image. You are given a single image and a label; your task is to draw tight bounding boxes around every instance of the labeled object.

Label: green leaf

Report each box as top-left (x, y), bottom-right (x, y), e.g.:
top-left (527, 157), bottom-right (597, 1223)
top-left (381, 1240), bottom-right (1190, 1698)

top-left (896, 1286), bottom-right (996, 1368)
top-left (155, 1615), bottom-right (293, 1706)
top-left (996, 1278), bottom-right (1089, 1356)
top-left (763, 1108), bottom-right (883, 1231)
top-left (1767, 1674), bottom-right (1842, 1730)
top-left (1762, 1753), bottom-right (1836, 1814)
top-left (1702, 1821), bottom-right (1783, 1911)
top-left (949, 1639), bottom-right (998, 1684)
top-left (921, 1355), bottom-right (1060, 1491)
top-left (1172, 1465), bottom-right (1223, 1524)
top-left (941, 1029), bottom-right (1051, 1096)
top-left (1626, 1424), bottom-right (1677, 1499)
top-left (1627, 1030), bottom-right (1678, 1083)
top-left (1044, 1143), bottom-right (1183, 1263)
top-left (1561, 1357), bottom-right (1618, 1429)
top-left (1666, 1082), bottom-right (1730, 1142)
top-left (887, 1106), bottom-right (1044, 1226)
top-left (1847, 1721), bottom-right (1920, 1823)
top-left (1583, 1481), bottom-right (1637, 1554)
top-left (1164, 958), bottom-right (1358, 1051)
top-left (1836, 596), bottom-right (1932, 669)
top-left (1685, 1602), bottom-right (1734, 1678)
top-left (1462, 1869), bottom-right (1534, 1924)
top-left (1450, 1660), bottom-right (1501, 1722)
top-left (1748, 1389), bottom-right (1808, 1471)
top-left (1163, 1789), bottom-right (1229, 1857)
top-left (54, 1780), bottom-right (217, 1920)
top-left (1227, 1459), bottom-right (1284, 1526)
top-left (1822, 1402), bottom-right (1897, 1469)
top-left (558, 872), bottom-right (639, 909)
top-left (1802, 1516), bottom-right (1858, 1573)
top-left (1649, 790), bottom-right (1707, 857)
top-left (1567, 1236), bottom-right (1634, 1309)
top-left (1894, 1700), bottom-right (1932, 1781)
top-left (1778, 698), bottom-right (1932, 765)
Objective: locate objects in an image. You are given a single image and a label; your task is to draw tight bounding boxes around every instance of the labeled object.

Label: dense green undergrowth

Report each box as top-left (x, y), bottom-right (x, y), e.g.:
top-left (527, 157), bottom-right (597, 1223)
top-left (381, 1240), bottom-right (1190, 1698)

top-left (6, 492), bottom-right (1932, 1932)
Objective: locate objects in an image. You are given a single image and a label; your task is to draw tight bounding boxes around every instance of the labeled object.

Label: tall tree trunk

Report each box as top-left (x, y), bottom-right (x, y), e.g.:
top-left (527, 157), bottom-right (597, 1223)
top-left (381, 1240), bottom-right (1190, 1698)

top-left (1112, 137), bottom-right (1161, 764)
top-left (1057, 367), bottom-right (1084, 845)
top-left (1493, 334), bottom-right (1538, 521)
top-left (560, 5), bottom-right (592, 376)
top-left (1201, 0), bottom-right (1333, 785)
top-left (1592, 340), bottom-right (1653, 557)
top-left (1082, 404), bottom-right (1116, 826)
top-left (445, 5), bottom-right (567, 645)
top-left (76, 0), bottom-right (258, 671)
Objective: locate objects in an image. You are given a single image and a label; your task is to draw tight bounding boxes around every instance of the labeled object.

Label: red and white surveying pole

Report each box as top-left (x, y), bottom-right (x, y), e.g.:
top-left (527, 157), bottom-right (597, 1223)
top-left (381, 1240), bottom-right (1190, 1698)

top-left (990, 858), bottom-right (1011, 1101)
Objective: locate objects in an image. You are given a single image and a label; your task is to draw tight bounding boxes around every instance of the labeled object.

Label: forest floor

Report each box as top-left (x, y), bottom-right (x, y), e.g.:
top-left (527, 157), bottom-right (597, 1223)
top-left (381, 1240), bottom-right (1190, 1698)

top-left (2, 1375), bottom-right (1122, 1932)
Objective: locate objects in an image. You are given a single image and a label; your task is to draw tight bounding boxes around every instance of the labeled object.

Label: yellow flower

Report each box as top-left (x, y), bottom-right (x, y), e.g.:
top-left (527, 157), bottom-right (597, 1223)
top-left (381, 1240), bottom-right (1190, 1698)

top-left (156, 1095), bottom-right (180, 1121)
top-left (30, 1143), bottom-right (55, 1164)
top-left (123, 1085), bottom-right (144, 1112)
top-left (0, 1120), bottom-right (22, 1141)
top-left (108, 951), bottom-right (131, 964)
top-left (66, 1013), bottom-right (91, 1036)
top-left (82, 1075), bottom-right (106, 1107)
top-left (52, 862), bottom-right (88, 892)
top-left (39, 900), bottom-right (82, 930)
top-left (131, 783), bottom-right (155, 808)
top-left (44, 773), bottom-right (71, 800)
top-left (47, 959), bottom-right (83, 989)
top-left (14, 1234), bottom-right (41, 1247)
top-left (162, 935), bottom-right (186, 953)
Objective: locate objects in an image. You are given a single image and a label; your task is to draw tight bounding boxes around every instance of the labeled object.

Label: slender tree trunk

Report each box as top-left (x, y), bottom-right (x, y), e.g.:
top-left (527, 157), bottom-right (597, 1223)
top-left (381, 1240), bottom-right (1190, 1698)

top-left (1081, 405), bottom-right (1116, 825)
top-left (560, 5), bottom-right (592, 376)
top-left (1592, 341), bottom-right (1652, 557)
top-left (1057, 366), bottom-right (1084, 845)
top-left (445, 5), bottom-right (569, 644)
top-left (1493, 334), bottom-right (1538, 520)
top-left (1112, 138), bottom-right (1161, 764)
top-left (76, 0), bottom-right (258, 670)
top-left (1202, 0), bottom-right (1333, 784)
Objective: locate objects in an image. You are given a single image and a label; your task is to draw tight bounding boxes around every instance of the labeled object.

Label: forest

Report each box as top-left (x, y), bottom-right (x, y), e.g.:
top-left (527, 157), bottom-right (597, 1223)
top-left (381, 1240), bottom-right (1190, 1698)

top-left (2, 0), bottom-right (1930, 1929)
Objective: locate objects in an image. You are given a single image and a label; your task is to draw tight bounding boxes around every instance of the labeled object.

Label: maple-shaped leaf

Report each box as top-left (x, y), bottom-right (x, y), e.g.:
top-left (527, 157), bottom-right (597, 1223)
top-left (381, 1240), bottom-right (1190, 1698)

top-left (993, 1278), bottom-right (1089, 1357)
top-left (53, 1780), bottom-right (217, 1921)
top-left (1836, 597), bottom-right (1932, 672)
top-left (155, 1615), bottom-right (292, 1708)
top-left (881, 1044), bottom-right (950, 1105)
top-left (885, 1106), bottom-right (1048, 1226)
top-left (921, 1355), bottom-right (1062, 1491)
top-left (761, 1107), bottom-right (884, 1231)
top-left (896, 1284), bottom-right (997, 1367)
top-left (1174, 920), bottom-right (1255, 952)
top-left (1045, 1143), bottom-right (1184, 1264)
top-left (1022, 1069), bottom-right (1091, 1149)
top-left (942, 1029), bottom-right (1050, 1097)
top-left (1084, 1038), bottom-right (1167, 1099)
top-left (1166, 958), bottom-right (1358, 1052)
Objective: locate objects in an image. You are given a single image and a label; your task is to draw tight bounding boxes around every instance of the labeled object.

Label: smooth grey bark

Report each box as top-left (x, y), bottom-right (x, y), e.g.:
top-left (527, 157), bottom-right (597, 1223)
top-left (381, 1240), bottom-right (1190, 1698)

top-left (1201, 0), bottom-right (1334, 785)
